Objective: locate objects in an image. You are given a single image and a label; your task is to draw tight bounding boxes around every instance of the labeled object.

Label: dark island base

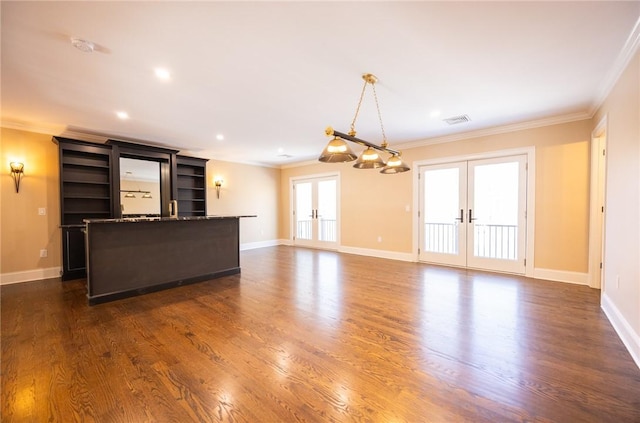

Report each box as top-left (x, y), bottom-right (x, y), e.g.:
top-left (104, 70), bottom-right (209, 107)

top-left (88, 267), bottom-right (240, 305)
top-left (85, 217), bottom-right (247, 305)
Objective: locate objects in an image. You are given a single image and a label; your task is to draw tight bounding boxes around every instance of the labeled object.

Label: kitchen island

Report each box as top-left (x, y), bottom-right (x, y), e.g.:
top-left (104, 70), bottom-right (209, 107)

top-left (84, 215), bottom-right (254, 305)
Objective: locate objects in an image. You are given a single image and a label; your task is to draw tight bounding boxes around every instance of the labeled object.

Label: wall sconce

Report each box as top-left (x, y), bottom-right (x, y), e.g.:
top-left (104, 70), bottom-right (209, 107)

top-left (10, 162), bottom-right (24, 193)
top-left (214, 178), bottom-right (224, 199)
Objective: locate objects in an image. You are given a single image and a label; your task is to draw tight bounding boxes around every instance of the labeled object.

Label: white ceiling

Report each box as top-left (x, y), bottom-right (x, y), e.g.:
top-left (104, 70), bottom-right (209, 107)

top-left (2, 2), bottom-right (639, 167)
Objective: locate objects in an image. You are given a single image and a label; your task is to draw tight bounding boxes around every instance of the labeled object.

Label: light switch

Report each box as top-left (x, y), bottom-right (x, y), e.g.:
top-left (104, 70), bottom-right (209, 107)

top-left (38, 207), bottom-right (46, 216)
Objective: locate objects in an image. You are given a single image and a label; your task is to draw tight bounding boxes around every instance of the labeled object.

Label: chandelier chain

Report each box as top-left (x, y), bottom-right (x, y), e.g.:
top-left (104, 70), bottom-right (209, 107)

top-left (371, 83), bottom-right (388, 148)
top-left (349, 78), bottom-right (368, 136)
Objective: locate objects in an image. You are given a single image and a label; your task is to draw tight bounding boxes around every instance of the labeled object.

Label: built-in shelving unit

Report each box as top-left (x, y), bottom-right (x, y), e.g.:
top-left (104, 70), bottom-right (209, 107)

top-left (56, 138), bottom-right (114, 280)
top-left (54, 138), bottom-right (210, 281)
top-left (176, 155), bottom-right (208, 217)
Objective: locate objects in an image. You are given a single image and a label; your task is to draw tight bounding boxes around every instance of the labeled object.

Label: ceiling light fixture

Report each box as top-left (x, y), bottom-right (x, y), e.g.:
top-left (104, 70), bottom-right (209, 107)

top-left (121, 189), bottom-right (152, 199)
top-left (70, 37), bottom-right (95, 53)
top-left (154, 68), bottom-right (171, 81)
top-left (320, 73), bottom-right (409, 174)
top-left (116, 111), bottom-right (129, 120)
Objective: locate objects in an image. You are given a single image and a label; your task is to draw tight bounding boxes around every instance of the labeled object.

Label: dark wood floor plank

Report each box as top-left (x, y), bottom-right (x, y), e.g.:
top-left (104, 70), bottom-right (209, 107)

top-left (2, 246), bottom-right (640, 422)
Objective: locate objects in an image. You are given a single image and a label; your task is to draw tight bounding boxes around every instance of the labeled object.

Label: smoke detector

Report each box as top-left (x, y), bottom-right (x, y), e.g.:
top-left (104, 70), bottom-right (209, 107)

top-left (70, 37), bottom-right (95, 53)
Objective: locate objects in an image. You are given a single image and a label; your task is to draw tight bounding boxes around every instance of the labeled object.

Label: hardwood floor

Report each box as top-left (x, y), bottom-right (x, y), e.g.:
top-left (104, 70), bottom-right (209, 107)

top-left (2, 246), bottom-right (640, 422)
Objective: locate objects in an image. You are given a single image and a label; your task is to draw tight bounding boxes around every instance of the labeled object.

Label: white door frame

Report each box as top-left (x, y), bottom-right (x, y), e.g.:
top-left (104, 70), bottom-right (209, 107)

top-left (588, 115), bottom-right (608, 289)
top-left (290, 172), bottom-right (341, 249)
top-left (412, 146), bottom-right (536, 278)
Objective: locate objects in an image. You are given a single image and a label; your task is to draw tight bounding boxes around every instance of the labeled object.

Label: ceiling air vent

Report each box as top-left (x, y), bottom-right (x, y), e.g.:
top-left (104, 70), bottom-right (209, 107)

top-left (443, 114), bottom-right (471, 125)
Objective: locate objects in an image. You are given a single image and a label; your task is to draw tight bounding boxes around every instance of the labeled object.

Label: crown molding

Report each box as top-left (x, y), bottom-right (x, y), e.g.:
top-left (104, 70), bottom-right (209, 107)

top-left (1, 119), bottom-right (66, 137)
top-left (279, 158), bottom-right (319, 170)
top-left (590, 14), bottom-right (640, 116)
top-left (394, 111), bottom-right (592, 151)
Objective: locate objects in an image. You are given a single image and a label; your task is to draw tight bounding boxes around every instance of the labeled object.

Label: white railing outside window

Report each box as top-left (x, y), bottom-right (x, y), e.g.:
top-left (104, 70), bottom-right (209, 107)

top-left (473, 224), bottom-right (517, 260)
top-left (425, 222), bottom-right (517, 260)
top-left (297, 219), bottom-right (336, 242)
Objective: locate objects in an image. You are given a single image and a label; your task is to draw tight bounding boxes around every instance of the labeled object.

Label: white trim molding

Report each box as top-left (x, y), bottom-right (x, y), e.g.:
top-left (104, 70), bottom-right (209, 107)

top-left (590, 15), bottom-right (640, 116)
top-left (240, 239), bottom-right (282, 251)
top-left (1, 267), bottom-right (62, 285)
top-left (338, 246), bottom-right (414, 263)
top-left (602, 293), bottom-right (640, 369)
top-left (532, 268), bottom-right (589, 285)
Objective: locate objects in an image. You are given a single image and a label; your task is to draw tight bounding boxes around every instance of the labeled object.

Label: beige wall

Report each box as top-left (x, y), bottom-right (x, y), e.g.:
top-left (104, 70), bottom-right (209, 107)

top-left (1, 128), bottom-right (61, 274)
top-left (281, 119), bottom-right (592, 272)
top-left (206, 159), bottom-right (280, 246)
top-left (594, 49), bottom-right (640, 343)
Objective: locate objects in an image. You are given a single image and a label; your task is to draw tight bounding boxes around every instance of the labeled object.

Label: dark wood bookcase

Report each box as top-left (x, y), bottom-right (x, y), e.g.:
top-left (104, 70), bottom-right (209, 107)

top-left (54, 138), bottom-right (209, 280)
top-left (55, 138), bottom-right (114, 280)
top-left (176, 155), bottom-right (208, 217)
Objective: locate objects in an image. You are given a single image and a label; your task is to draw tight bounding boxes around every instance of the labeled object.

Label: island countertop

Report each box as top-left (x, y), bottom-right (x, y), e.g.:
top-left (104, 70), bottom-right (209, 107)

top-left (84, 215), bottom-right (256, 224)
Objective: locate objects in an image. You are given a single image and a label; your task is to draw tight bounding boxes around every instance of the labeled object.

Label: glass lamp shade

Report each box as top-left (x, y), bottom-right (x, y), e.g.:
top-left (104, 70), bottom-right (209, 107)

top-left (353, 147), bottom-right (386, 169)
top-left (10, 162), bottom-right (24, 173)
top-left (380, 154), bottom-right (410, 174)
top-left (124, 192), bottom-right (136, 198)
top-left (318, 137), bottom-right (358, 163)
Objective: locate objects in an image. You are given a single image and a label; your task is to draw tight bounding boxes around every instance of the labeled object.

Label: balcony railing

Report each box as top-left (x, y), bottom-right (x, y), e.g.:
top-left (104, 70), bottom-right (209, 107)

top-left (473, 223), bottom-right (517, 260)
top-left (424, 222), bottom-right (517, 260)
top-left (297, 218), bottom-right (336, 242)
top-left (424, 222), bottom-right (459, 254)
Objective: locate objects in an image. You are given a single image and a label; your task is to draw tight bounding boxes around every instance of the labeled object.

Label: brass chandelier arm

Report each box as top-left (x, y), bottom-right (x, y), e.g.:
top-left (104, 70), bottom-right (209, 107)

top-left (328, 128), bottom-right (400, 156)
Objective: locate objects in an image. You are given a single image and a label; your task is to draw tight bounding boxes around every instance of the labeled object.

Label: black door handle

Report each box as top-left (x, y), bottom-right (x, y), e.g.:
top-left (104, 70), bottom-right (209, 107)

top-left (469, 209), bottom-right (478, 223)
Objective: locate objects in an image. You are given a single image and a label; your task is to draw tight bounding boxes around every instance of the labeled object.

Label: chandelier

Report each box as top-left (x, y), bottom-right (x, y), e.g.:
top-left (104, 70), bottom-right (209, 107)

top-left (319, 73), bottom-right (410, 174)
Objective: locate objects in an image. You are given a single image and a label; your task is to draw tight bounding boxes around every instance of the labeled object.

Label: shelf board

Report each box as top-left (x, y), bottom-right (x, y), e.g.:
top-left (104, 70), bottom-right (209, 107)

top-left (63, 180), bottom-right (110, 185)
top-left (64, 211), bottom-right (111, 215)
top-left (177, 172), bottom-right (205, 177)
top-left (63, 162), bottom-right (110, 169)
top-left (64, 195), bottom-right (111, 200)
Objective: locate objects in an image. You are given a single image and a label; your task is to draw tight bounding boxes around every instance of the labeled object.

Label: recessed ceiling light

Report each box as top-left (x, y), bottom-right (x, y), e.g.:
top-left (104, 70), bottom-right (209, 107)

top-left (116, 111), bottom-right (129, 120)
top-left (154, 68), bottom-right (171, 81)
top-left (429, 110), bottom-right (441, 119)
top-left (70, 37), bottom-right (95, 53)
top-left (216, 134), bottom-right (224, 141)
top-left (277, 147), bottom-right (284, 154)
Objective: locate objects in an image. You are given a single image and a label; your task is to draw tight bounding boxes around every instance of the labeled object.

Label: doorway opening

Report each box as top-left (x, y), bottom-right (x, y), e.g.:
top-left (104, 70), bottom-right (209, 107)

top-left (414, 149), bottom-right (535, 276)
top-left (291, 173), bottom-right (340, 250)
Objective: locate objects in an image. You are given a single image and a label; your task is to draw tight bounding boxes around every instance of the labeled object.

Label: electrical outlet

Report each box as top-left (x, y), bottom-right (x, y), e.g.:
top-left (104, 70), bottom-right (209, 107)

top-left (38, 207), bottom-right (46, 216)
top-left (40, 249), bottom-right (48, 258)
top-left (377, 236), bottom-right (382, 243)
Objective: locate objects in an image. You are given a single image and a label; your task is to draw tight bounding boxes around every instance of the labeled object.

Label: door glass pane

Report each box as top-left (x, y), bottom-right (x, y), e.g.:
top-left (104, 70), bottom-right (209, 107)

top-left (317, 180), bottom-right (337, 242)
top-left (295, 182), bottom-right (312, 240)
top-left (473, 162), bottom-right (519, 260)
top-left (423, 168), bottom-right (460, 254)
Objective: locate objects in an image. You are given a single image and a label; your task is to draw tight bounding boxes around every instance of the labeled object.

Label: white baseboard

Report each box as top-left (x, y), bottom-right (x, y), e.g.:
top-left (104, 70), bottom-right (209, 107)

top-left (278, 238), bottom-right (293, 246)
top-left (240, 239), bottom-right (283, 251)
top-left (1, 267), bottom-right (62, 285)
top-left (602, 292), bottom-right (640, 369)
top-left (533, 268), bottom-right (588, 285)
top-left (338, 246), bottom-right (415, 262)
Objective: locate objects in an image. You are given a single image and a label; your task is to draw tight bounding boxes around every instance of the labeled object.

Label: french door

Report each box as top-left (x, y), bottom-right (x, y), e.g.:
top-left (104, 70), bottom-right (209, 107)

top-left (292, 175), bottom-right (339, 249)
top-left (419, 155), bottom-right (527, 274)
